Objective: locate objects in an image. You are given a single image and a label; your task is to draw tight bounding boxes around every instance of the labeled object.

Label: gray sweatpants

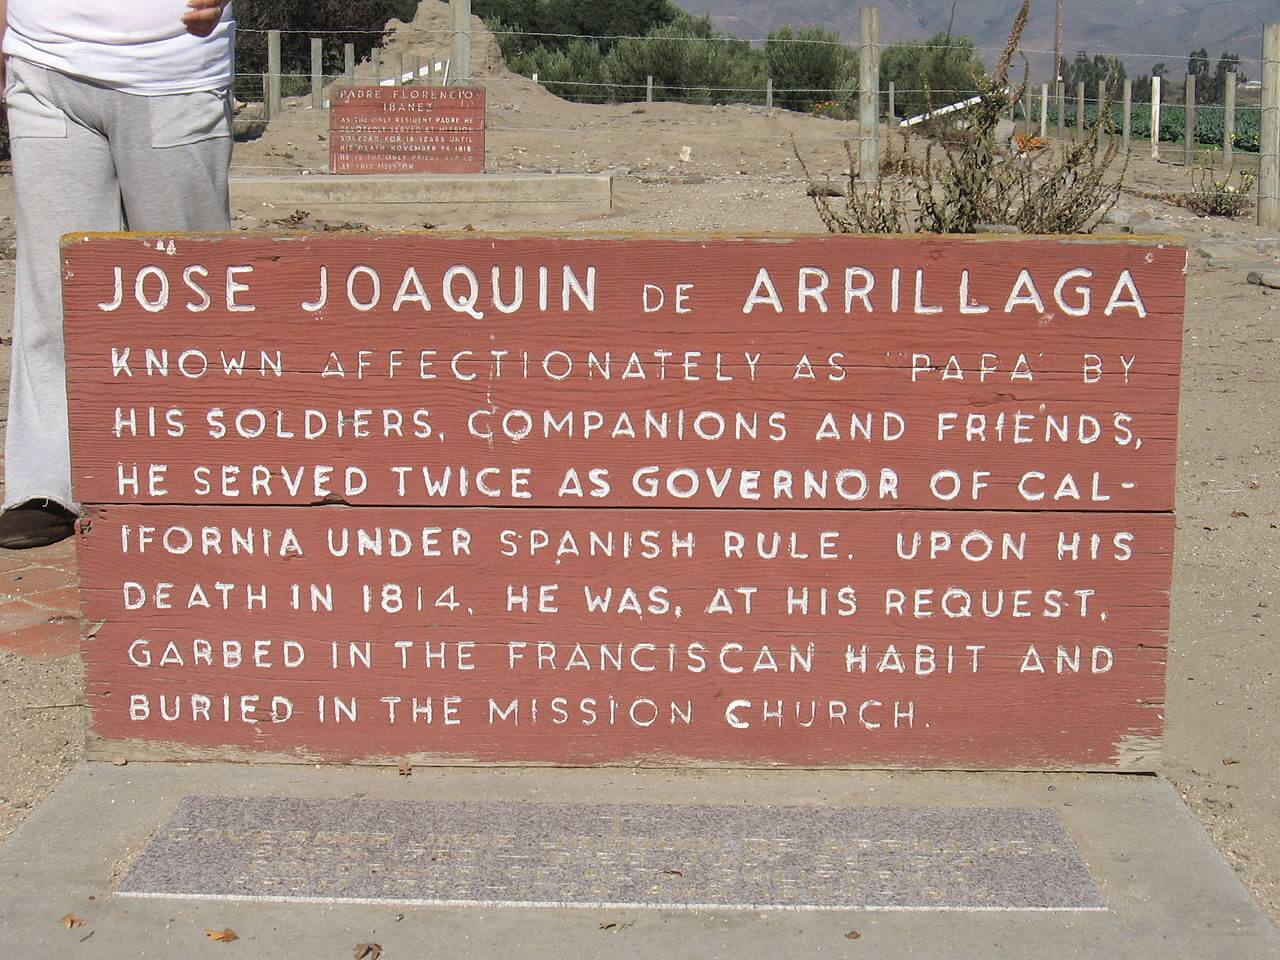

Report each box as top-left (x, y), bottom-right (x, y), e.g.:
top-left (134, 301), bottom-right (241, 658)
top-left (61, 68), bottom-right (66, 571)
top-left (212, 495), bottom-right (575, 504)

top-left (4, 56), bottom-right (232, 510)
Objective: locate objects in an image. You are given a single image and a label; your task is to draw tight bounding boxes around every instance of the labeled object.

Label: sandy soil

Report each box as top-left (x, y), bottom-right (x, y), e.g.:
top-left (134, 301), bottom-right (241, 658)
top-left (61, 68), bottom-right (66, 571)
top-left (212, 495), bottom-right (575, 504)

top-left (0, 0), bottom-right (1277, 927)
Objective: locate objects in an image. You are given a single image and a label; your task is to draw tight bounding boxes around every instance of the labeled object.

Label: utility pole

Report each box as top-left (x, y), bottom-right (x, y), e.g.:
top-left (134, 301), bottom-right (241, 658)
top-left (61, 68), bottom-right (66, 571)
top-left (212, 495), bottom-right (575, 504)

top-left (1054, 0), bottom-right (1062, 89)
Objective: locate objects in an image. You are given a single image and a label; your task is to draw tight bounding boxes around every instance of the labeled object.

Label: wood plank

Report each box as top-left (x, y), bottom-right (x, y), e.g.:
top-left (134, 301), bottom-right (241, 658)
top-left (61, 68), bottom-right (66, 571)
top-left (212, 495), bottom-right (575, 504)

top-left (76, 506), bottom-right (1169, 768)
top-left (62, 235), bottom-right (1184, 510)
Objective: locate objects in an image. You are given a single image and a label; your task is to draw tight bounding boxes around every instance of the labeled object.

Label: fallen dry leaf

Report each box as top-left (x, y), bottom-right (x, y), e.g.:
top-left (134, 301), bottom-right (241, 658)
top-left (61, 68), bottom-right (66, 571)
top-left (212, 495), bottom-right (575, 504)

top-left (1248, 480), bottom-right (1262, 490)
top-left (845, 929), bottom-right (862, 940)
top-left (397, 760), bottom-right (412, 776)
top-left (110, 755), bottom-right (127, 766)
top-left (205, 928), bottom-right (239, 942)
top-left (662, 869), bottom-right (683, 878)
top-left (354, 944), bottom-right (383, 960)
top-left (1230, 510), bottom-right (1249, 518)
top-left (59, 913), bottom-right (86, 929)
top-left (599, 920), bottom-right (634, 932)
top-left (1223, 756), bottom-right (1241, 765)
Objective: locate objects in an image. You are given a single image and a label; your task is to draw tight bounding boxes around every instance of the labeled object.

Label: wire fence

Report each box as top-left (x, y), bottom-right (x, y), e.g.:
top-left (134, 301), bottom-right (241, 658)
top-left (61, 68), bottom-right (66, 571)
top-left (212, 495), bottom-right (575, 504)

top-left (230, 19), bottom-right (1270, 172)
top-left (231, 66), bottom-right (1265, 154)
top-left (234, 25), bottom-right (1267, 65)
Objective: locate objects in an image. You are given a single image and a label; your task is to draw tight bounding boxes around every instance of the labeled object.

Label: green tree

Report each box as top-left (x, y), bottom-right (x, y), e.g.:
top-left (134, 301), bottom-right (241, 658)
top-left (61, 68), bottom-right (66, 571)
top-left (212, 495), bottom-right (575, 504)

top-left (1060, 51), bottom-right (1124, 93)
top-left (234, 0), bottom-right (419, 78)
top-left (764, 26), bottom-right (854, 112)
top-left (477, 0), bottom-right (679, 60)
top-left (1206, 52), bottom-right (1244, 102)
top-left (508, 37), bottom-right (607, 97)
top-left (881, 33), bottom-right (984, 120)
top-left (1134, 62), bottom-right (1165, 103)
top-left (601, 15), bottom-right (764, 105)
top-left (1188, 47), bottom-right (1211, 101)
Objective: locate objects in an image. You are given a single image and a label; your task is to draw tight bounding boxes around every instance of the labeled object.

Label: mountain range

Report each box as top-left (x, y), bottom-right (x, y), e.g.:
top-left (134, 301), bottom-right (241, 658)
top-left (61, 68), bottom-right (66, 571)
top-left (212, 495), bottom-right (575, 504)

top-left (679, 0), bottom-right (1267, 76)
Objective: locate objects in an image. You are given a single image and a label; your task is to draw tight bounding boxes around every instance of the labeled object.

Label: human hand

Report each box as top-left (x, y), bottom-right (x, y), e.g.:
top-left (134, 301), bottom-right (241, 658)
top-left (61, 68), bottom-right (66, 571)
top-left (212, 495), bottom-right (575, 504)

top-left (182, 0), bottom-right (228, 37)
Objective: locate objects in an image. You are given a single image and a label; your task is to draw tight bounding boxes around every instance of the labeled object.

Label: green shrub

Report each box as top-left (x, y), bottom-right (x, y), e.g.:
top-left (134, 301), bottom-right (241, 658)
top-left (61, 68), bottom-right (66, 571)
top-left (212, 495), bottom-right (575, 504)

top-left (765, 26), bottom-right (854, 112)
top-left (1180, 168), bottom-right (1255, 216)
top-left (507, 36), bottom-right (608, 98)
top-left (600, 15), bottom-right (763, 104)
top-left (881, 34), bottom-right (985, 120)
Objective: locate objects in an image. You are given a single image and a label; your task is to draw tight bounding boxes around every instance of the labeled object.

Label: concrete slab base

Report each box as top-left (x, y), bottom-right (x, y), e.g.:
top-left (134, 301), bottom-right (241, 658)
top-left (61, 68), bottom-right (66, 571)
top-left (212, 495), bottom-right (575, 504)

top-left (230, 173), bottom-right (613, 210)
top-left (1, 764), bottom-right (1277, 959)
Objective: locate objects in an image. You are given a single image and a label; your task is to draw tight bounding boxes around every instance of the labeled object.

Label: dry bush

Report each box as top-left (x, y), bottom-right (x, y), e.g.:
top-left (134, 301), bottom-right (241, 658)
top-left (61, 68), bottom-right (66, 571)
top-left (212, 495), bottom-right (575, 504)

top-left (1130, 166), bottom-right (1256, 218)
top-left (878, 137), bottom-right (922, 178)
top-left (1179, 168), bottom-right (1256, 217)
top-left (799, 0), bottom-right (1125, 235)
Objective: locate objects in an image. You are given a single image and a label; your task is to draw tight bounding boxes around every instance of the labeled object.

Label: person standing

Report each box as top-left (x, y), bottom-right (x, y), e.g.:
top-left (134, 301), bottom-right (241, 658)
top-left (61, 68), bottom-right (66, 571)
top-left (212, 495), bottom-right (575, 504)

top-left (0, 0), bottom-right (234, 548)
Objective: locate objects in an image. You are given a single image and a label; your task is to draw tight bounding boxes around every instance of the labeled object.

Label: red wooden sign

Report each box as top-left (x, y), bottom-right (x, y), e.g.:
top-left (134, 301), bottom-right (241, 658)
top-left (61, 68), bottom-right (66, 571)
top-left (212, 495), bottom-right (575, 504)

top-left (62, 234), bottom-right (1183, 769)
top-left (329, 86), bottom-right (484, 174)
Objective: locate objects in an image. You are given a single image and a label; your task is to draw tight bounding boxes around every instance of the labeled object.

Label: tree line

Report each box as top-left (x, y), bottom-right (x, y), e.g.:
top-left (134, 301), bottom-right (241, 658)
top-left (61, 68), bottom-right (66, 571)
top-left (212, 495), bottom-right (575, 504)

top-left (232, 0), bottom-right (419, 79)
top-left (477, 0), bottom-right (985, 117)
top-left (1058, 48), bottom-right (1247, 104)
top-left (212, 0), bottom-right (1258, 121)
top-left (481, 1), bottom-right (1253, 121)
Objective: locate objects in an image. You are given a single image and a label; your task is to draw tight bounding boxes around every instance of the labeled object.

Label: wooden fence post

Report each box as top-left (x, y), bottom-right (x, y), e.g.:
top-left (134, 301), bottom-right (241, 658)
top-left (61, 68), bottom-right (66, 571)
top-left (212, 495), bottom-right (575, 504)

top-left (858, 5), bottom-right (880, 183)
top-left (648, 75), bottom-right (655, 103)
top-left (1122, 77), bottom-right (1132, 153)
top-left (393, 52), bottom-right (404, 87)
top-left (1224, 69), bottom-right (1236, 170)
top-left (310, 37), bottom-right (322, 108)
top-left (1185, 73), bottom-right (1196, 165)
top-left (267, 29), bottom-right (281, 116)
top-left (887, 80), bottom-right (894, 122)
top-left (1022, 75), bottom-right (1031, 136)
top-left (1056, 78), bottom-right (1065, 148)
top-left (765, 78), bottom-right (772, 108)
top-left (410, 54), bottom-right (421, 86)
top-left (1260, 23), bottom-right (1280, 227)
top-left (1151, 74), bottom-right (1161, 160)
top-left (261, 73), bottom-right (271, 120)
top-left (1096, 77), bottom-right (1107, 154)
top-left (344, 43), bottom-right (355, 84)
top-left (451, 0), bottom-right (472, 83)
top-left (1039, 82), bottom-right (1048, 139)
top-left (1076, 80), bottom-right (1085, 139)
top-left (371, 49), bottom-right (381, 84)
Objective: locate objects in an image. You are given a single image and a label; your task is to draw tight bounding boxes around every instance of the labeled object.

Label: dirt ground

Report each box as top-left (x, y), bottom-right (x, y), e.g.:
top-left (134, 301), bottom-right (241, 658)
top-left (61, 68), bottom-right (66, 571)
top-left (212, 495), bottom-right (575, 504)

top-left (1, 0), bottom-right (1278, 928)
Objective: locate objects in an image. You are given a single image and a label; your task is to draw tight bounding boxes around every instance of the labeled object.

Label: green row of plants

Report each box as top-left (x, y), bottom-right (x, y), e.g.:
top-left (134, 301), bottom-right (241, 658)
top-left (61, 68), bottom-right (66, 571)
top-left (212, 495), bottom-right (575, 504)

top-left (1036, 103), bottom-right (1262, 151)
top-left (482, 3), bottom-right (985, 117)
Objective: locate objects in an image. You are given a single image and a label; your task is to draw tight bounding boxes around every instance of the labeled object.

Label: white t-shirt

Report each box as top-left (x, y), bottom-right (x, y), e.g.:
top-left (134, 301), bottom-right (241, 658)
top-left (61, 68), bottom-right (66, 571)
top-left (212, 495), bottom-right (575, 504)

top-left (4, 1), bottom-right (235, 95)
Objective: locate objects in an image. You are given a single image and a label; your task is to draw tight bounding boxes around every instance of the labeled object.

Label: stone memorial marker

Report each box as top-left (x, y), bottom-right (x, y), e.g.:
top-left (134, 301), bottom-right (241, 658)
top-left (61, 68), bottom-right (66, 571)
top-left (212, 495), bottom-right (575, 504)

top-left (329, 86), bottom-right (484, 174)
top-left (118, 796), bottom-right (1105, 910)
top-left (62, 234), bottom-right (1183, 768)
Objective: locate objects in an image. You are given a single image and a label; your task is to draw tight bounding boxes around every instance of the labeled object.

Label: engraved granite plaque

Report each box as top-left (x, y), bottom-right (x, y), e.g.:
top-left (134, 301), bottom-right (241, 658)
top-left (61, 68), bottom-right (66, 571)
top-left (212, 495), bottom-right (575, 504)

top-left (119, 797), bottom-right (1104, 911)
